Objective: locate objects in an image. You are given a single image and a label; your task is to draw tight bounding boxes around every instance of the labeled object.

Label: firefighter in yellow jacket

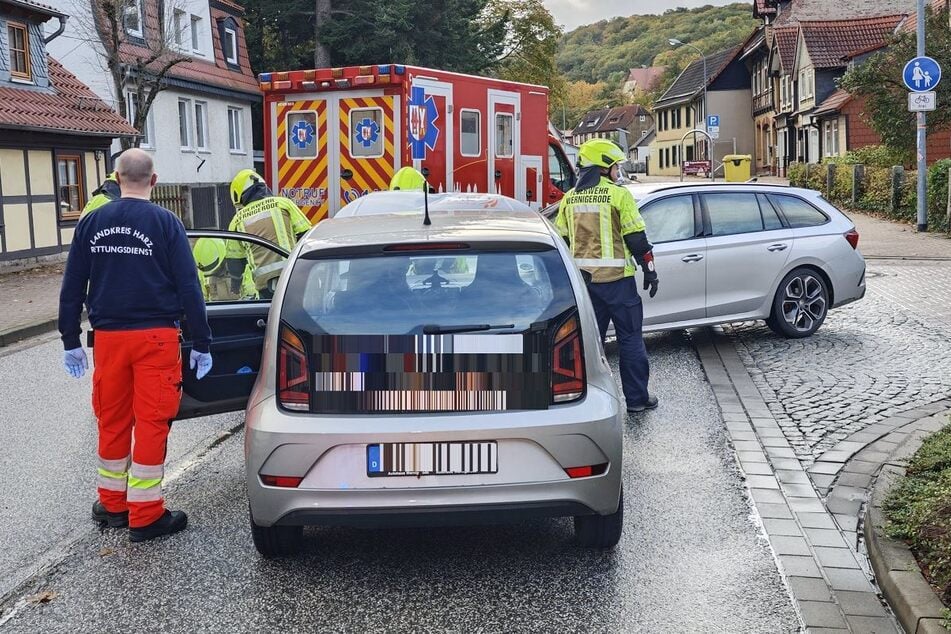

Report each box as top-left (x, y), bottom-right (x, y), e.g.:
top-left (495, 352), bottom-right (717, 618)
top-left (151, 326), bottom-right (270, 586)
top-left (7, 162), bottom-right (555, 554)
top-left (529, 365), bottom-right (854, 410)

top-left (79, 172), bottom-right (120, 218)
top-left (555, 139), bottom-right (660, 413)
top-left (227, 169), bottom-right (311, 298)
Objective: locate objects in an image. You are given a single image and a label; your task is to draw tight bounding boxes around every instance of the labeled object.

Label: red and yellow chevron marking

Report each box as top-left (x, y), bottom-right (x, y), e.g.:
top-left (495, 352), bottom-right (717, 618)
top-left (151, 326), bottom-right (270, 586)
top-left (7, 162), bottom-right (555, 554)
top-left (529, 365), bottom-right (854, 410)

top-left (339, 96), bottom-right (395, 207)
top-left (276, 99), bottom-right (329, 224)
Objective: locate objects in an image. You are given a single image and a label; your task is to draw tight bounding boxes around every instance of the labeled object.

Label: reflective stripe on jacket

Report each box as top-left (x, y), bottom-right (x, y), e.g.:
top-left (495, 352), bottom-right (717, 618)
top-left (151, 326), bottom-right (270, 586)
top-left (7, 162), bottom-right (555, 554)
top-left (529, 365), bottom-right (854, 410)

top-left (227, 196), bottom-right (310, 289)
top-left (554, 176), bottom-right (647, 283)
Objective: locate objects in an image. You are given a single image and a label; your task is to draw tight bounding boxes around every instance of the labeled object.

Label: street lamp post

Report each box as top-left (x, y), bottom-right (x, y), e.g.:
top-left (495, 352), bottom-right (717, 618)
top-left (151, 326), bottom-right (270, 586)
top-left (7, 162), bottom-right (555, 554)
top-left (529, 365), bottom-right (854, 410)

top-left (669, 38), bottom-right (708, 162)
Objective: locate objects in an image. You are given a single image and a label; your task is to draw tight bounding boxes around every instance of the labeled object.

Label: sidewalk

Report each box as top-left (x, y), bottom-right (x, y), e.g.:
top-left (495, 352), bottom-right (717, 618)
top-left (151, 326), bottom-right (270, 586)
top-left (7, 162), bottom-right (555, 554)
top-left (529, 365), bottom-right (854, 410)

top-left (1, 209), bottom-right (948, 345)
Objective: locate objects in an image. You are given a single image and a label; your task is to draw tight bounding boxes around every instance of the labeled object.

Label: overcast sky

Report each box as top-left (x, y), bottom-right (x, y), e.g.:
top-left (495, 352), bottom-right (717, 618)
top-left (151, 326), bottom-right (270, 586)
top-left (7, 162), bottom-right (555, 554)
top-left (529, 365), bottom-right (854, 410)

top-left (542, 0), bottom-right (739, 31)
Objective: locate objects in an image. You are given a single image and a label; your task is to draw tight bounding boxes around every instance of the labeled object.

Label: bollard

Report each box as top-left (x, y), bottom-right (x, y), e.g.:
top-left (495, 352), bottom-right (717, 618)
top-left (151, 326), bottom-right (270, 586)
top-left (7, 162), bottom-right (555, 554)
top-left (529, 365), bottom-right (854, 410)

top-left (890, 166), bottom-right (904, 216)
top-left (946, 166), bottom-right (951, 234)
top-left (852, 164), bottom-right (865, 206)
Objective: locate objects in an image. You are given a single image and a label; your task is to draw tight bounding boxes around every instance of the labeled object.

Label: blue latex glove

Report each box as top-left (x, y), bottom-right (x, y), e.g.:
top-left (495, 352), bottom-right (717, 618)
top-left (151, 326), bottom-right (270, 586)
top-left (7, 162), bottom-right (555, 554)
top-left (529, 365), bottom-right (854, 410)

top-left (189, 349), bottom-right (213, 380)
top-left (64, 348), bottom-right (89, 379)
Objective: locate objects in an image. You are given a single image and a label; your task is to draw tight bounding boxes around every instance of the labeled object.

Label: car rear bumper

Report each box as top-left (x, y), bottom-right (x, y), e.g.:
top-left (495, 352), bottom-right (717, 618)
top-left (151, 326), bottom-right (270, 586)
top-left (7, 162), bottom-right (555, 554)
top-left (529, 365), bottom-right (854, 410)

top-left (245, 389), bottom-right (623, 526)
top-left (830, 253), bottom-right (866, 308)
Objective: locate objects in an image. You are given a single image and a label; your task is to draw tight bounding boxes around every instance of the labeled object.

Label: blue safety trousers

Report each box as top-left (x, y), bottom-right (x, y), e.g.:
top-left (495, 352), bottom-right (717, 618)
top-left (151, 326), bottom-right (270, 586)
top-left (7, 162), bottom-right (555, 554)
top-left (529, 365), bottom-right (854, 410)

top-left (585, 276), bottom-right (650, 407)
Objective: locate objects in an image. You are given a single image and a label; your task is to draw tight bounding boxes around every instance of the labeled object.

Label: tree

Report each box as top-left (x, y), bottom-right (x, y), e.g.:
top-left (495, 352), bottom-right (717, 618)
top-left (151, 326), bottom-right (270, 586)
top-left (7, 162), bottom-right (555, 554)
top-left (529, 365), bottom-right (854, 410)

top-left (483, 0), bottom-right (565, 114)
top-left (317, 0), bottom-right (505, 72)
top-left (74, 0), bottom-right (190, 150)
top-left (314, 0), bottom-right (331, 67)
top-left (556, 80), bottom-right (607, 130)
top-left (840, 4), bottom-right (951, 157)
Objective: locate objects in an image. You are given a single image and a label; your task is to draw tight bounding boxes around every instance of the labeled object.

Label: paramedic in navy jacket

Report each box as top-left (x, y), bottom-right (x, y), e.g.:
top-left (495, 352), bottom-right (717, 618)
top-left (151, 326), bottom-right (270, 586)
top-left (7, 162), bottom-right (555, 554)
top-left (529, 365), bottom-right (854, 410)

top-left (58, 148), bottom-right (213, 543)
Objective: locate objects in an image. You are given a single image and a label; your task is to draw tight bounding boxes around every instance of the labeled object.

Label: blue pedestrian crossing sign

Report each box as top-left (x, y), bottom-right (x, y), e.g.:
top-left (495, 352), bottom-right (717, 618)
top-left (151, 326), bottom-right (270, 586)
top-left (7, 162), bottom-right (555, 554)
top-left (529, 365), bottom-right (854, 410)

top-left (903, 57), bottom-right (941, 92)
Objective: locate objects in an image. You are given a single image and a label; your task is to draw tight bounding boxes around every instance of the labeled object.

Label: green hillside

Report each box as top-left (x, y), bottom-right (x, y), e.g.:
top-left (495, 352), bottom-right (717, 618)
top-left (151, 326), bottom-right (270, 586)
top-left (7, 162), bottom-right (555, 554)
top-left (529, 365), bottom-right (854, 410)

top-left (557, 4), bottom-right (758, 84)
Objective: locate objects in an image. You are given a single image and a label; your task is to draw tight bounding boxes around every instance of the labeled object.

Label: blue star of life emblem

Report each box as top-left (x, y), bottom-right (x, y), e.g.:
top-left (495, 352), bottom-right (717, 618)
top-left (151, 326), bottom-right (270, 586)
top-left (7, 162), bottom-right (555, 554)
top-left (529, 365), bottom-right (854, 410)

top-left (291, 120), bottom-right (315, 150)
top-left (407, 86), bottom-right (439, 160)
top-left (354, 117), bottom-right (380, 148)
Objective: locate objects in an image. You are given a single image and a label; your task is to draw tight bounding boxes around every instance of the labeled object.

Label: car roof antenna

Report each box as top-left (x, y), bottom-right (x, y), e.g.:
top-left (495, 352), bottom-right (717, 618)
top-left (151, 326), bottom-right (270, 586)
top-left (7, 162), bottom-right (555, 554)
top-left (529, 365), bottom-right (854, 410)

top-left (421, 167), bottom-right (432, 226)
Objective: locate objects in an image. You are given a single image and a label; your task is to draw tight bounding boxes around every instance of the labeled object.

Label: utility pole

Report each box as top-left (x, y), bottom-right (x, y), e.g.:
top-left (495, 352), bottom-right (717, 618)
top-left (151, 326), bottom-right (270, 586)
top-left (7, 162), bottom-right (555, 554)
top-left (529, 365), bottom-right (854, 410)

top-left (916, 0), bottom-right (927, 232)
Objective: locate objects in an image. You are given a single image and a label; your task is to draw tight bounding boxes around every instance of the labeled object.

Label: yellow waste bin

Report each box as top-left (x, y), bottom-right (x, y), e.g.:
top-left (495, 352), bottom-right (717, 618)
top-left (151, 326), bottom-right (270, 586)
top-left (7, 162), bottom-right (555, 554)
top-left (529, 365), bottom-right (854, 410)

top-left (723, 154), bottom-right (752, 182)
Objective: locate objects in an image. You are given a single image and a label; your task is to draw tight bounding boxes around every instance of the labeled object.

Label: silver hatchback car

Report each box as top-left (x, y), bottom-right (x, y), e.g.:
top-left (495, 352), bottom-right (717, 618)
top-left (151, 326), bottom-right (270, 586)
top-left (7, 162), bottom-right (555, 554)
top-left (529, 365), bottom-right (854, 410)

top-left (547, 183), bottom-right (866, 337)
top-left (179, 206), bottom-right (624, 556)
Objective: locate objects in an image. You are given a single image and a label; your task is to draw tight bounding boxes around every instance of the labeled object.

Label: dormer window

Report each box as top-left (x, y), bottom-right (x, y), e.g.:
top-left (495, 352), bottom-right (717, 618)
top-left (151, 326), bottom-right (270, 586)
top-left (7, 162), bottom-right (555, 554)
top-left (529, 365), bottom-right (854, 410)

top-left (223, 27), bottom-right (237, 64)
top-left (123, 0), bottom-right (143, 38)
top-left (8, 22), bottom-right (30, 81)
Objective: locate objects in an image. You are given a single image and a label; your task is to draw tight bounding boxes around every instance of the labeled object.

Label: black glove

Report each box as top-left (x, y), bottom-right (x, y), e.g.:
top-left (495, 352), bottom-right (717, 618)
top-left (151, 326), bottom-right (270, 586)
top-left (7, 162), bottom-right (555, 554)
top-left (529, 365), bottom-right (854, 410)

top-left (643, 269), bottom-right (659, 298)
top-left (639, 250), bottom-right (658, 298)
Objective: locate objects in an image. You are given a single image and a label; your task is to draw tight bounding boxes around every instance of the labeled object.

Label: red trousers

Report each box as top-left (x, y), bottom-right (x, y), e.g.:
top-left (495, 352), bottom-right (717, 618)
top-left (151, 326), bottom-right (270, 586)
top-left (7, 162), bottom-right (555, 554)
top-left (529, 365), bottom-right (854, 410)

top-left (92, 328), bottom-right (182, 528)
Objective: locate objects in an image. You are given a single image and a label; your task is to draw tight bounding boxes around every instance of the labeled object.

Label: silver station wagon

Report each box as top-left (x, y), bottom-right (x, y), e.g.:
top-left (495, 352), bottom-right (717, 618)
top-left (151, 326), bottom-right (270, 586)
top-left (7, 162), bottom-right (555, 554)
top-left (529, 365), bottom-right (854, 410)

top-left (178, 201), bottom-right (625, 556)
top-left (547, 183), bottom-right (866, 338)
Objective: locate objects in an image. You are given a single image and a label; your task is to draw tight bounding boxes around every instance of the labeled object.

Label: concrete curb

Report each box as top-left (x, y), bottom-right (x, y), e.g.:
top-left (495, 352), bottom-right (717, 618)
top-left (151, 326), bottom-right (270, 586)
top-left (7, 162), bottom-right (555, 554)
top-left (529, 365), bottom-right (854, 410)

top-left (865, 436), bottom-right (951, 634)
top-left (0, 318), bottom-right (59, 348)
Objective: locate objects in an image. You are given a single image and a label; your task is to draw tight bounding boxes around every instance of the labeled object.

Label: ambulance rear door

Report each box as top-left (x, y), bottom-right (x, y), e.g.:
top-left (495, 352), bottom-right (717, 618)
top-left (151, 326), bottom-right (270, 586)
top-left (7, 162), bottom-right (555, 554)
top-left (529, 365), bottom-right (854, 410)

top-left (271, 97), bottom-right (332, 223)
top-left (337, 90), bottom-right (400, 212)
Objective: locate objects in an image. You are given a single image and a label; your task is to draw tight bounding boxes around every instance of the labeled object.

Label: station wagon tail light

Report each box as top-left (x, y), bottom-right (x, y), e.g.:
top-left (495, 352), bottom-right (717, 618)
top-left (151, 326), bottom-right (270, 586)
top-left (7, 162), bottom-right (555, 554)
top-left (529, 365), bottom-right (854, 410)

top-left (845, 229), bottom-right (859, 250)
top-left (565, 463), bottom-right (608, 479)
top-left (278, 325), bottom-right (310, 411)
top-left (551, 313), bottom-right (585, 404)
top-left (260, 475), bottom-right (303, 488)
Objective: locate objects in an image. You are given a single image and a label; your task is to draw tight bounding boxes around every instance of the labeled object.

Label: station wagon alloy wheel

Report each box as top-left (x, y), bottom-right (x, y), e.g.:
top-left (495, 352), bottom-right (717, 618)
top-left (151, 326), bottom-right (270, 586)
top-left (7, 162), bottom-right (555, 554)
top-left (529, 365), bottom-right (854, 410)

top-left (768, 267), bottom-right (830, 339)
top-left (782, 274), bottom-right (826, 333)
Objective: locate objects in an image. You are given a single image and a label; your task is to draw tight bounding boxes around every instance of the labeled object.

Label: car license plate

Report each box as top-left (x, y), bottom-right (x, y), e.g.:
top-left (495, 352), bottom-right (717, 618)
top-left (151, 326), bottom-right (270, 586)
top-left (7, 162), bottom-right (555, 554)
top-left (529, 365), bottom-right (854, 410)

top-left (366, 442), bottom-right (498, 477)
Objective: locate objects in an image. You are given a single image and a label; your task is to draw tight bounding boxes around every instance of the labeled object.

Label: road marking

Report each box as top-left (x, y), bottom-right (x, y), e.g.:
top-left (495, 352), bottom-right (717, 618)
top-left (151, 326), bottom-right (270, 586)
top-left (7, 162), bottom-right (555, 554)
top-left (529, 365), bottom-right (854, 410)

top-left (0, 419), bottom-right (245, 618)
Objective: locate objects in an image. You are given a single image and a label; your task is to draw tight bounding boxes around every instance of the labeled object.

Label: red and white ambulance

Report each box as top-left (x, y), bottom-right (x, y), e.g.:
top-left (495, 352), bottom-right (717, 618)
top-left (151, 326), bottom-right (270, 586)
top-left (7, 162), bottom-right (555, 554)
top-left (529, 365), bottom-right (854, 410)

top-left (258, 64), bottom-right (577, 223)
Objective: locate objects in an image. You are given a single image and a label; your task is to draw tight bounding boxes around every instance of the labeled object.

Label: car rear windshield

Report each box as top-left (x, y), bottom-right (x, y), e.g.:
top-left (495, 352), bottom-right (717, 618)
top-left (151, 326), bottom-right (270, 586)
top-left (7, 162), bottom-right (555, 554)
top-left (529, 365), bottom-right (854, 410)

top-left (281, 245), bottom-right (577, 336)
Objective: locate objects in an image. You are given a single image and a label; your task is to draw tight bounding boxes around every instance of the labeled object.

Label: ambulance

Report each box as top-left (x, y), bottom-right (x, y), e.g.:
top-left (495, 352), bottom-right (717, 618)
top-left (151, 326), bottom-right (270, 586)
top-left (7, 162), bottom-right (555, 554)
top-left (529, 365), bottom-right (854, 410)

top-left (258, 64), bottom-right (577, 223)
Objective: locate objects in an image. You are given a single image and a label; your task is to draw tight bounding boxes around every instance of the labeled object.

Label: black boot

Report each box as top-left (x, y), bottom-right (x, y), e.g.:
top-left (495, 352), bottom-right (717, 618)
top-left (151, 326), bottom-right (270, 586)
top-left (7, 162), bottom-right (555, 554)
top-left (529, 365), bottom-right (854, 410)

top-left (129, 510), bottom-right (188, 543)
top-left (627, 395), bottom-right (659, 413)
top-left (92, 501), bottom-right (129, 528)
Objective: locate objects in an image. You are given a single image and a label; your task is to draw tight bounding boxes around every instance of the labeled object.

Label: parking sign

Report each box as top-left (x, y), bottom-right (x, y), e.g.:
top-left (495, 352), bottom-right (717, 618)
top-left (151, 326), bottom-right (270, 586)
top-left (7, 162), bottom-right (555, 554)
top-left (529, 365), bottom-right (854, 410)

top-left (706, 115), bottom-right (720, 129)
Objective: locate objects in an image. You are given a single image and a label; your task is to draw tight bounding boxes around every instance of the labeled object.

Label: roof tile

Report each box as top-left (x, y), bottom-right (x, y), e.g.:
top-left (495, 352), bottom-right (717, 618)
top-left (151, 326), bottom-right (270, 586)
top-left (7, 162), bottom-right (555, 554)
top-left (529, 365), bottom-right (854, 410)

top-left (0, 57), bottom-right (136, 136)
top-left (655, 46), bottom-right (742, 107)
top-left (799, 15), bottom-right (906, 68)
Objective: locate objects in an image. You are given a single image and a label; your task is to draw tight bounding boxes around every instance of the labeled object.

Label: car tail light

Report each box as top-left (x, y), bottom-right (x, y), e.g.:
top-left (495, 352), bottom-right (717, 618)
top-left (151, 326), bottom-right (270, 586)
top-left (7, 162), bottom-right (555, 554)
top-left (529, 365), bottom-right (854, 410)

top-left (845, 229), bottom-right (859, 250)
top-left (278, 324), bottom-right (310, 411)
top-left (260, 475), bottom-right (303, 488)
top-left (565, 463), bottom-right (608, 479)
top-left (552, 313), bottom-right (585, 404)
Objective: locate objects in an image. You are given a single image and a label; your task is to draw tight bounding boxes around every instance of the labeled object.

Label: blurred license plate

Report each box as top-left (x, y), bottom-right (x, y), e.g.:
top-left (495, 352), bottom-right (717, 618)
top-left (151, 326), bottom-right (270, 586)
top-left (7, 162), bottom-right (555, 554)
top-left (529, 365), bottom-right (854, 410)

top-left (367, 442), bottom-right (497, 477)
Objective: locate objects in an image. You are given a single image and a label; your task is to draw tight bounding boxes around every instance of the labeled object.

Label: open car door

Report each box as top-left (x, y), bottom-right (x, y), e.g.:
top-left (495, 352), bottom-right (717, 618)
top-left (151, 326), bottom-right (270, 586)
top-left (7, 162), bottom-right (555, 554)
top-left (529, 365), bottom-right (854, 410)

top-left (176, 230), bottom-right (289, 420)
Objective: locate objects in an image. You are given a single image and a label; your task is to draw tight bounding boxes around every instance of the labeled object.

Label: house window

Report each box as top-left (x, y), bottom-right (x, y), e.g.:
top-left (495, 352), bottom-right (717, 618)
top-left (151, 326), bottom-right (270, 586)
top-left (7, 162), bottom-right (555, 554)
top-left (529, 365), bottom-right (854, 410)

top-left (194, 101), bottom-right (208, 150)
top-left (8, 23), bottom-right (31, 80)
top-left (178, 99), bottom-right (192, 148)
top-left (190, 15), bottom-right (202, 53)
top-left (799, 68), bottom-right (814, 100)
top-left (124, 0), bottom-right (143, 37)
top-left (460, 109), bottom-right (481, 157)
top-left (223, 27), bottom-right (238, 64)
top-left (824, 120), bottom-right (839, 156)
top-left (173, 9), bottom-right (186, 46)
top-left (125, 92), bottom-right (152, 148)
top-left (57, 156), bottom-right (85, 221)
top-left (228, 107), bottom-right (244, 152)
top-left (639, 114), bottom-right (646, 123)
top-left (495, 113), bottom-right (513, 157)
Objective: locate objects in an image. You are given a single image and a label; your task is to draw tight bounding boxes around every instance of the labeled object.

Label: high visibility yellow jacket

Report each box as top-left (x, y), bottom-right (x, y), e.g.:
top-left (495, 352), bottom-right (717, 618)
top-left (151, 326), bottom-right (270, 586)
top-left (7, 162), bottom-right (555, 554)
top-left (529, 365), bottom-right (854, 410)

top-left (79, 181), bottom-right (121, 218)
top-left (554, 176), bottom-right (647, 284)
top-left (227, 196), bottom-right (311, 291)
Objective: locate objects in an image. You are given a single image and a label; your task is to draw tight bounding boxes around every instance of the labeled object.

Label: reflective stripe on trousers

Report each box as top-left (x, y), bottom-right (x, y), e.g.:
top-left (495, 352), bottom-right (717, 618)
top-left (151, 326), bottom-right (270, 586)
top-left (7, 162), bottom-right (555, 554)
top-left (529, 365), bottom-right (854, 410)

top-left (97, 455), bottom-right (130, 492)
top-left (127, 462), bottom-right (164, 502)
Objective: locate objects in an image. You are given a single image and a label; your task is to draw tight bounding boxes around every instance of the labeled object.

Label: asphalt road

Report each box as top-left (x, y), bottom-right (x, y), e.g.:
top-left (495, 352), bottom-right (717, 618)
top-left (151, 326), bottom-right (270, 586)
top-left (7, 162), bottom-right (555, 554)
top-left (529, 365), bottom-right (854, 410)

top-left (0, 330), bottom-right (799, 632)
